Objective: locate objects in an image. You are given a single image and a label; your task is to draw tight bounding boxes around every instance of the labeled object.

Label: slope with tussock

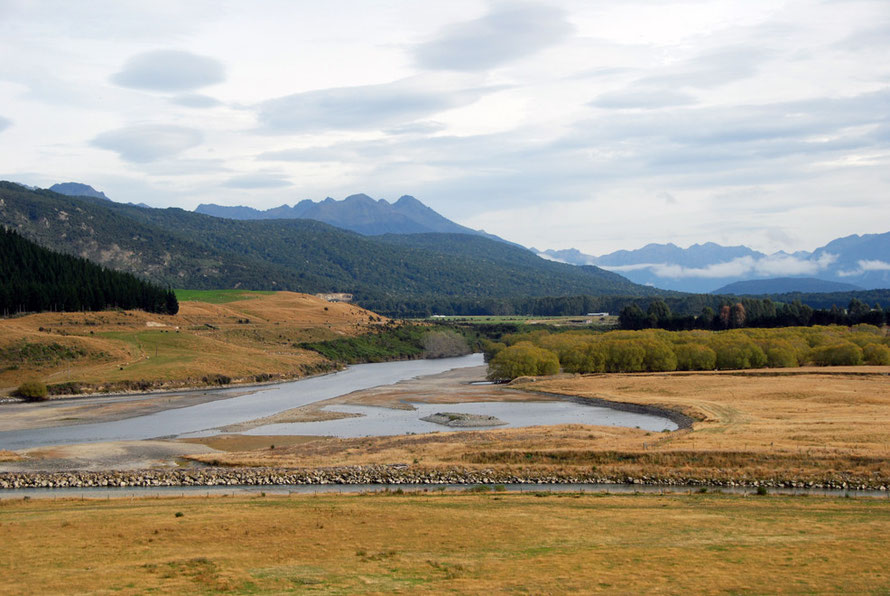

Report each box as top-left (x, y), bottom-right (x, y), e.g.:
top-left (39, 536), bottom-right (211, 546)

top-left (0, 291), bottom-right (386, 396)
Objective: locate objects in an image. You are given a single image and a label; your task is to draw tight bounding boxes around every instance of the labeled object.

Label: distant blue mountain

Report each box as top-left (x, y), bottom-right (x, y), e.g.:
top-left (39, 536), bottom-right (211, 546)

top-left (713, 278), bottom-right (863, 295)
top-left (196, 194), bottom-right (510, 242)
top-left (537, 234), bottom-right (890, 292)
top-left (48, 182), bottom-right (151, 208)
top-left (49, 182), bottom-right (110, 201)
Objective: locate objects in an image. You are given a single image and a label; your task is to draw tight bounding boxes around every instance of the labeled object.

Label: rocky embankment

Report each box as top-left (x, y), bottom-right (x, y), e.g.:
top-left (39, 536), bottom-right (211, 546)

top-left (0, 465), bottom-right (887, 491)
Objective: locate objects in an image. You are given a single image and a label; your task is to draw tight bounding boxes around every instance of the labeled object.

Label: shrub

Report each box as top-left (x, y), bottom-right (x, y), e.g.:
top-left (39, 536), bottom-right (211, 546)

top-left (421, 330), bottom-right (470, 358)
top-left (809, 342), bottom-right (864, 366)
top-left (766, 346), bottom-right (798, 368)
top-left (561, 342), bottom-right (607, 374)
top-left (711, 336), bottom-right (767, 370)
top-left (863, 343), bottom-right (890, 365)
top-left (603, 340), bottom-right (646, 373)
top-left (674, 343), bottom-right (717, 371)
top-left (15, 380), bottom-right (48, 401)
top-left (639, 339), bottom-right (678, 372)
top-left (487, 342), bottom-right (559, 380)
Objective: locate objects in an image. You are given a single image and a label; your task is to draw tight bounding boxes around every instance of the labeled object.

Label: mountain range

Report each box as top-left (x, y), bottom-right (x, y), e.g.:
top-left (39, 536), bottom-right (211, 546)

top-left (17, 181), bottom-right (890, 298)
top-left (0, 182), bottom-right (653, 316)
top-left (195, 194), bottom-right (511, 243)
top-left (536, 237), bottom-right (890, 293)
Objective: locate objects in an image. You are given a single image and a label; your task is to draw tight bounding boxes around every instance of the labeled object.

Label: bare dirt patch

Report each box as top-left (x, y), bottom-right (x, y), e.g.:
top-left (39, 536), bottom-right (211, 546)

top-left (3, 440), bottom-right (217, 472)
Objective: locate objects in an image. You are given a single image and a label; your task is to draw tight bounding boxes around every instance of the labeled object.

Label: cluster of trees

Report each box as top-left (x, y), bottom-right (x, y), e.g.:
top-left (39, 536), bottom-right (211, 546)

top-left (0, 227), bottom-right (178, 316)
top-left (619, 298), bottom-right (886, 331)
top-left (485, 325), bottom-right (890, 380)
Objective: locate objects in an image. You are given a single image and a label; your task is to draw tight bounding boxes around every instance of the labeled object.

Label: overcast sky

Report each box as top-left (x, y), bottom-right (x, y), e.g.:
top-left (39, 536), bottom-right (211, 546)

top-left (1, 0), bottom-right (888, 255)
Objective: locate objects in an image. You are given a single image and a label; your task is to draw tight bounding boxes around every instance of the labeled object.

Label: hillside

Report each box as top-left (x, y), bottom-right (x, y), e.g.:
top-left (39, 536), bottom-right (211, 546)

top-left (0, 182), bottom-right (655, 312)
top-left (0, 291), bottom-right (384, 396)
top-left (713, 277), bottom-right (863, 295)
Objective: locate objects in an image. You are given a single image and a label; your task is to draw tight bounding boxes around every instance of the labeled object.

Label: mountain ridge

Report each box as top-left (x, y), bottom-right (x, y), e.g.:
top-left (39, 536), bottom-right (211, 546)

top-left (0, 182), bottom-right (655, 315)
top-left (713, 277), bottom-right (863, 295)
top-left (195, 193), bottom-right (510, 243)
top-left (537, 236), bottom-right (890, 292)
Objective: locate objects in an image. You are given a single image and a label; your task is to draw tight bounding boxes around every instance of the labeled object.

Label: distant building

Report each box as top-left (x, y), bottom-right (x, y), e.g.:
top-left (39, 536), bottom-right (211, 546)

top-left (315, 293), bottom-right (353, 302)
top-left (587, 312), bottom-right (609, 317)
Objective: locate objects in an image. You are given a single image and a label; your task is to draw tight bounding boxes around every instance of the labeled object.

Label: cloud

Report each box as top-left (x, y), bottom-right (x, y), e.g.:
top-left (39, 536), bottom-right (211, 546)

top-left (256, 147), bottom-right (344, 162)
top-left (639, 46), bottom-right (771, 90)
top-left (858, 259), bottom-right (890, 272)
top-left (838, 259), bottom-right (890, 277)
top-left (384, 121), bottom-right (447, 135)
top-left (414, 3), bottom-right (573, 71)
top-left (601, 253), bottom-right (837, 279)
top-left (255, 79), bottom-right (489, 133)
top-left (591, 88), bottom-right (697, 110)
top-left (222, 174), bottom-right (292, 189)
top-left (0, 116), bottom-right (10, 132)
top-left (92, 125), bottom-right (203, 163)
top-left (657, 191), bottom-right (678, 205)
top-left (171, 94), bottom-right (222, 108)
top-left (111, 50), bottom-right (225, 92)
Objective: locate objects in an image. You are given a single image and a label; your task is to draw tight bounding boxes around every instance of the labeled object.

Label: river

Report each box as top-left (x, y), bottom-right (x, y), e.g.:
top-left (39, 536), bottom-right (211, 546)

top-left (0, 354), bottom-right (677, 450)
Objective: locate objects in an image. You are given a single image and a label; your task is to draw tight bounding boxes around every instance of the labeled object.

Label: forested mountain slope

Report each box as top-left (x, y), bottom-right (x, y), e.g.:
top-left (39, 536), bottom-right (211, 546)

top-left (0, 227), bottom-right (176, 315)
top-left (0, 182), bottom-right (656, 309)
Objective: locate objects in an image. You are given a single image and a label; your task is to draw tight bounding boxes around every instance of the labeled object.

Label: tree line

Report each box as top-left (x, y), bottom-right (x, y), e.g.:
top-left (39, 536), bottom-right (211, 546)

top-left (485, 325), bottom-right (890, 380)
top-left (618, 297), bottom-right (886, 331)
top-left (0, 227), bottom-right (178, 316)
top-left (362, 290), bottom-right (890, 320)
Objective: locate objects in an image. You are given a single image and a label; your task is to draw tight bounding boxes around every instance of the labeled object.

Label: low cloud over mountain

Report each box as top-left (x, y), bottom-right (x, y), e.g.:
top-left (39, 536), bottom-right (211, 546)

top-left (537, 234), bottom-right (890, 293)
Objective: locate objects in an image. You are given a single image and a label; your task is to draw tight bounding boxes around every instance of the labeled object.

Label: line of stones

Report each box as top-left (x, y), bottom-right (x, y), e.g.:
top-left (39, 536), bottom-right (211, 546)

top-left (1, 465), bottom-right (887, 491)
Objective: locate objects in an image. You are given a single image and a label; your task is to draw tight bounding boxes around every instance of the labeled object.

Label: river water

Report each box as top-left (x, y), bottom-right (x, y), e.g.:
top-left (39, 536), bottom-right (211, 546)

top-left (0, 354), bottom-right (677, 450)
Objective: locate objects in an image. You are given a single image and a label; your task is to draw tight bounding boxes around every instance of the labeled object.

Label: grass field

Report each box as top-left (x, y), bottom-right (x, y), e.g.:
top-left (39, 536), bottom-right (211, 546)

top-left (419, 314), bottom-right (618, 326)
top-left (1, 492), bottom-right (889, 594)
top-left (174, 289), bottom-right (277, 304)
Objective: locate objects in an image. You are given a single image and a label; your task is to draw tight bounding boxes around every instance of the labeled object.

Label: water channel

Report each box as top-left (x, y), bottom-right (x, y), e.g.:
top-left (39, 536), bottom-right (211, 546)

top-left (0, 353), bottom-right (677, 450)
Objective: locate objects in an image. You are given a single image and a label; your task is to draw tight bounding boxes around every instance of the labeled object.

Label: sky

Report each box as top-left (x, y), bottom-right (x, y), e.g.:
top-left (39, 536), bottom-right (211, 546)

top-left (1, 0), bottom-right (888, 256)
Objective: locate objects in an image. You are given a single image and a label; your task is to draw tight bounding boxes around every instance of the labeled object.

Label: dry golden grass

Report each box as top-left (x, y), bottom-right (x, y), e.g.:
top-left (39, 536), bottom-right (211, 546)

top-left (0, 292), bottom-right (385, 395)
top-left (191, 368), bottom-right (890, 486)
top-left (1, 492), bottom-right (889, 594)
top-left (0, 451), bottom-right (20, 462)
top-left (523, 369), bottom-right (890, 456)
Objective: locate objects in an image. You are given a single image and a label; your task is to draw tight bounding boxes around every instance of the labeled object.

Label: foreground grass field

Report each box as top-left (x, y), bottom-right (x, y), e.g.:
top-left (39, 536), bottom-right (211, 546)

top-left (1, 492), bottom-right (889, 594)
